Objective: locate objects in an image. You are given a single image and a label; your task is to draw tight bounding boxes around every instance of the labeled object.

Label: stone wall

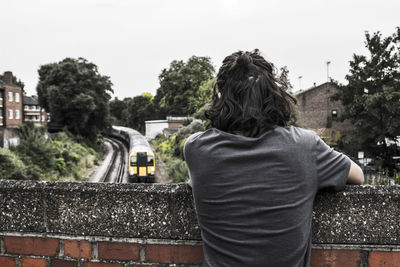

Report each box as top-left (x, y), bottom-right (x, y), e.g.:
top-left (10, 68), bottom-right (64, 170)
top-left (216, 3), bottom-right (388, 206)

top-left (295, 83), bottom-right (353, 143)
top-left (0, 180), bottom-right (399, 266)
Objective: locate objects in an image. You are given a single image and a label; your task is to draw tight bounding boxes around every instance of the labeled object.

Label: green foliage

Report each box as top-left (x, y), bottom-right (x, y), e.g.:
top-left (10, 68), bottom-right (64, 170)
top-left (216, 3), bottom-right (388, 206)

top-left (277, 66), bottom-right (293, 92)
top-left (152, 119), bottom-right (205, 183)
top-left (154, 56), bottom-right (215, 117)
top-left (1, 123), bottom-right (99, 181)
top-left (188, 78), bottom-right (214, 115)
top-left (332, 27), bottom-right (400, 173)
top-left (109, 97), bottom-right (130, 125)
top-left (36, 57), bottom-right (113, 145)
top-left (125, 94), bottom-right (157, 133)
top-left (14, 122), bottom-right (56, 171)
top-left (0, 148), bottom-right (29, 180)
top-left (56, 158), bottom-right (66, 172)
top-left (167, 158), bottom-right (189, 183)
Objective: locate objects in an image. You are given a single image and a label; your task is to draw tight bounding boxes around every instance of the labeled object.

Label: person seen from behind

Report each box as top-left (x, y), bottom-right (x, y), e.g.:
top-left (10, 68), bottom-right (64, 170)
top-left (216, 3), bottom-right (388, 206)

top-left (184, 49), bottom-right (364, 267)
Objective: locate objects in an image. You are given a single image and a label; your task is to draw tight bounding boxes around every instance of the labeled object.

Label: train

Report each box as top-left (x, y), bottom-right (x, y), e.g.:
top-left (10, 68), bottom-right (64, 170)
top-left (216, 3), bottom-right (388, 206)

top-left (111, 126), bottom-right (156, 183)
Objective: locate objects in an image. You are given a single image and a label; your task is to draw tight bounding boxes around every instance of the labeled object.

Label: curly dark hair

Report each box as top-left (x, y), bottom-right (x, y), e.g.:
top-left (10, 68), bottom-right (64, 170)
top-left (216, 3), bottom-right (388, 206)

top-left (205, 49), bottom-right (296, 137)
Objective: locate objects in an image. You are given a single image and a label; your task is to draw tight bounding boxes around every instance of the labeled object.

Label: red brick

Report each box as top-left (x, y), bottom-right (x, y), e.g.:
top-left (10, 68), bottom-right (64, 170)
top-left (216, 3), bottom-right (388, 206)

top-left (311, 249), bottom-right (360, 267)
top-left (369, 251), bottom-right (400, 267)
top-left (21, 258), bottom-right (46, 267)
top-left (4, 236), bottom-right (59, 256)
top-left (82, 263), bottom-right (123, 267)
top-left (145, 244), bottom-right (203, 264)
top-left (0, 256), bottom-right (16, 267)
top-left (130, 265), bottom-right (157, 267)
top-left (64, 240), bottom-right (91, 259)
top-left (50, 259), bottom-right (78, 267)
top-left (98, 242), bottom-right (139, 261)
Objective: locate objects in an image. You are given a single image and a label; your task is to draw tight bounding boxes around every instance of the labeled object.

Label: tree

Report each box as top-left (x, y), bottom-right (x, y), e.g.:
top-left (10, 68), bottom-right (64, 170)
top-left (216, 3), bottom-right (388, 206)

top-left (109, 97), bottom-right (130, 125)
top-left (332, 28), bottom-right (400, 173)
top-left (277, 66), bottom-right (293, 93)
top-left (188, 78), bottom-right (214, 115)
top-left (36, 58), bottom-right (113, 145)
top-left (126, 93), bottom-right (157, 133)
top-left (154, 56), bottom-right (215, 117)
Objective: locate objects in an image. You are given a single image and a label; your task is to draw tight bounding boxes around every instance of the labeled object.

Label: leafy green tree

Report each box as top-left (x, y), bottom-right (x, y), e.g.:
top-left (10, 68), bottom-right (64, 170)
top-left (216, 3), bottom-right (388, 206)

top-left (36, 58), bottom-right (113, 145)
top-left (332, 28), bottom-right (400, 172)
top-left (188, 78), bottom-right (214, 115)
top-left (109, 97), bottom-right (130, 125)
top-left (126, 93), bottom-right (157, 133)
top-left (154, 56), bottom-right (215, 117)
top-left (278, 66), bottom-right (293, 93)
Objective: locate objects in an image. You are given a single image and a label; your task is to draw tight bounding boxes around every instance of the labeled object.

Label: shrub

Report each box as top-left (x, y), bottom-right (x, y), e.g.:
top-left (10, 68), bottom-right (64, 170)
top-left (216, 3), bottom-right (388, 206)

top-left (0, 148), bottom-right (29, 180)
top-left (167, 158), bottom-right (189, 183)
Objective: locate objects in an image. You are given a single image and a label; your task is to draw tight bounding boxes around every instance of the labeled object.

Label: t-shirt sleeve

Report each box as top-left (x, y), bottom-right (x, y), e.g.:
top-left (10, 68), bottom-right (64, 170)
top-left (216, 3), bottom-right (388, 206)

top-left (313, 134), bottom-right (351, 191)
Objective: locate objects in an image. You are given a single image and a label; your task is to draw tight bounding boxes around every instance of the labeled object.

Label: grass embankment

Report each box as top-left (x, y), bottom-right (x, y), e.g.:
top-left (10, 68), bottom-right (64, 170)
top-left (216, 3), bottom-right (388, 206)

top-left (151, 119), bottom-right (205, 183)
top-left (0, 122), bottom-right (102, 181)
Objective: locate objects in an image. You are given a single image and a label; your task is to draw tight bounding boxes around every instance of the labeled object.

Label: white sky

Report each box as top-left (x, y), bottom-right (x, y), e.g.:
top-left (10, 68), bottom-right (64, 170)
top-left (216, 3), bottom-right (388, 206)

top-left (1, 0), bottom-right (399, 98)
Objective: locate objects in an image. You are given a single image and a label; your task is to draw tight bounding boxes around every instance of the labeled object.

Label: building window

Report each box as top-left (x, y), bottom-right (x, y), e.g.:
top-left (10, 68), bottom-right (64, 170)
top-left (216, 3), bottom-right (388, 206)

top-left (0, 109), bottom-right (2, 118)
top-left (15, 92), bottom-right (20, 102)
top-left (8, 92), bottom-right (13, 102)
top-left (8, 109), bottom-right (13, 119)
top-left (331, 109), bottom-right (338, 120)
top-left (41, 115), bottom-right (45, 122)
top-left (15, 110), bottom-right (20, 120)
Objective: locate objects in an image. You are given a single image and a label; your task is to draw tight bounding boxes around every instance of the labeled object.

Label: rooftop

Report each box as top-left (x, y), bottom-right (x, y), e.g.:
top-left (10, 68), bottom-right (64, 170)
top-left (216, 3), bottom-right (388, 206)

top-left (23, 95), bottom-right (39, 105)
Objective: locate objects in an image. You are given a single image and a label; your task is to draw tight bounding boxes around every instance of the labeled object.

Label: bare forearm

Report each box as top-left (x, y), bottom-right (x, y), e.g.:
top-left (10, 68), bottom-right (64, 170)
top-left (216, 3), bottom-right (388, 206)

top-left (347, 160), bottom-right (364, 184)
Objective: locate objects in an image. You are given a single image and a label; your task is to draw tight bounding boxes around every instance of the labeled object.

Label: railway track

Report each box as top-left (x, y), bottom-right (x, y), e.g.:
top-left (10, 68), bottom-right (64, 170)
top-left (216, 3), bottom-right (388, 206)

top-left (89, 137), bottom-right (128, 183)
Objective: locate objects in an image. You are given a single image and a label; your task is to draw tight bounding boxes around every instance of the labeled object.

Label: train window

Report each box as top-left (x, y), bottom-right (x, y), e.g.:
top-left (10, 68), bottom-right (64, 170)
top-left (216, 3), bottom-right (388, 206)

top-left (130, 155), bottom-right (137, 166)
top-left (147, 155), bottom-right (154, 166)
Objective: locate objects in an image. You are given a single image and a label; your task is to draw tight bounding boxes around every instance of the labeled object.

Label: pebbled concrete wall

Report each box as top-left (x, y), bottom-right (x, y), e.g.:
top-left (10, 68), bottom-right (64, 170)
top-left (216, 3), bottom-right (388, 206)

top-left (1, 180), bottom-right (399, 244)
top-left (0, 180), bottom-right (400, 266)
top-left (0, 180), bottom-right (400, 245)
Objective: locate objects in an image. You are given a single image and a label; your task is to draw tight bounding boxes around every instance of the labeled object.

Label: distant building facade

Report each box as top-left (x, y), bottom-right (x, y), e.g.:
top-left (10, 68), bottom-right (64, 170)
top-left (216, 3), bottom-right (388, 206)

top-left (295, 82), bottom-right (352, 145)
top-left (0, 71), bottom-right (49, 148)
top-left (23, 95), bottom-right (48, 126)
top-left (145, 116), bottom-right (190, 140)
top-left (0, 72), bottom-right (23, 148)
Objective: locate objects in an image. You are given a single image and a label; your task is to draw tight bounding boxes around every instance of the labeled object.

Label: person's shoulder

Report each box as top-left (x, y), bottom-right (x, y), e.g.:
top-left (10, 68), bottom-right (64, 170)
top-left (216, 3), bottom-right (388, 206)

top-left (274, 126), bottom-right (317, 144)
top-left (185, 131), bottom-right (204, 145)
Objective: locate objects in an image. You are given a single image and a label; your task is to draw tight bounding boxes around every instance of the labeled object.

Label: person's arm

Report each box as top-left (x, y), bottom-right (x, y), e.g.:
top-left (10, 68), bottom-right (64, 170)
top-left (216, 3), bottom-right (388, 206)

top-left (347, 160), bottom-right (364, 185)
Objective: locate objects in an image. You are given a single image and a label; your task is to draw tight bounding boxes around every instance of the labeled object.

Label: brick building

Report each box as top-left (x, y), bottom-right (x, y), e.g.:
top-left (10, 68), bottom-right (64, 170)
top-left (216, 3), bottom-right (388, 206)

top-left (0, 71), bottom-right (48, 148)
top-left (0, 72), bottom-right (23, 148)
top-left (295, 82), bottom-right (352, 145)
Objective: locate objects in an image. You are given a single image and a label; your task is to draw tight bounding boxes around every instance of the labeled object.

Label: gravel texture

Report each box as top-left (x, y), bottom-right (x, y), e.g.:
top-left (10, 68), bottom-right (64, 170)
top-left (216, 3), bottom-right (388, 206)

top-left (0, 180), bottom-right (399, 244)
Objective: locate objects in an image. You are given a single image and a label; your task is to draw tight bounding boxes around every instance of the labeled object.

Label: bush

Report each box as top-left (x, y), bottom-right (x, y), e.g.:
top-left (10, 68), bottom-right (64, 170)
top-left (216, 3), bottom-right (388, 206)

top-left (2, 123), bottom-right (100, 181)
top-left (152, 119), bottom-right (205, 183)
top-left (0, 148), bottom-right (29, 180)
top-left (13, 122), bottom-right (56, 170)
top-left (167, 158), bottom-right (189, 183)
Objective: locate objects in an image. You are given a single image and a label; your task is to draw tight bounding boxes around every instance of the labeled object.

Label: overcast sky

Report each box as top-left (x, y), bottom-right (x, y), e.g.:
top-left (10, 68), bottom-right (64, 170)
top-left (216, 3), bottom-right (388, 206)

top-left (1, 0), bottom-right (399, 99)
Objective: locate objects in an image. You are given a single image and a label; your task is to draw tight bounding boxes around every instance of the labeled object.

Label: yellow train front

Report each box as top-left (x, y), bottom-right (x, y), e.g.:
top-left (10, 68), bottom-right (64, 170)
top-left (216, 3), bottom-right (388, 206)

top-left (128, 146), bottom-right (155, 183)
top-left (111, 126), bottom-right (156, 183)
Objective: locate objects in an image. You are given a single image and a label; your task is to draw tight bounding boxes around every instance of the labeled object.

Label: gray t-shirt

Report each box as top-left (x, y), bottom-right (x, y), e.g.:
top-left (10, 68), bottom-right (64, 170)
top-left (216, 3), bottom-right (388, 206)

top-left (184, 126), bottom-right (351, 267)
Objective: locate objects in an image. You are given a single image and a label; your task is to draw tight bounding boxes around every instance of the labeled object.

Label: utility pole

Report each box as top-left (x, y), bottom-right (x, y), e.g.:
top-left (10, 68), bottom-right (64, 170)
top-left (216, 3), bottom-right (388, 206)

top-left (326, 61), bottom-right (331, 82)
top-left (298, 76), bottom-right (302, 90)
